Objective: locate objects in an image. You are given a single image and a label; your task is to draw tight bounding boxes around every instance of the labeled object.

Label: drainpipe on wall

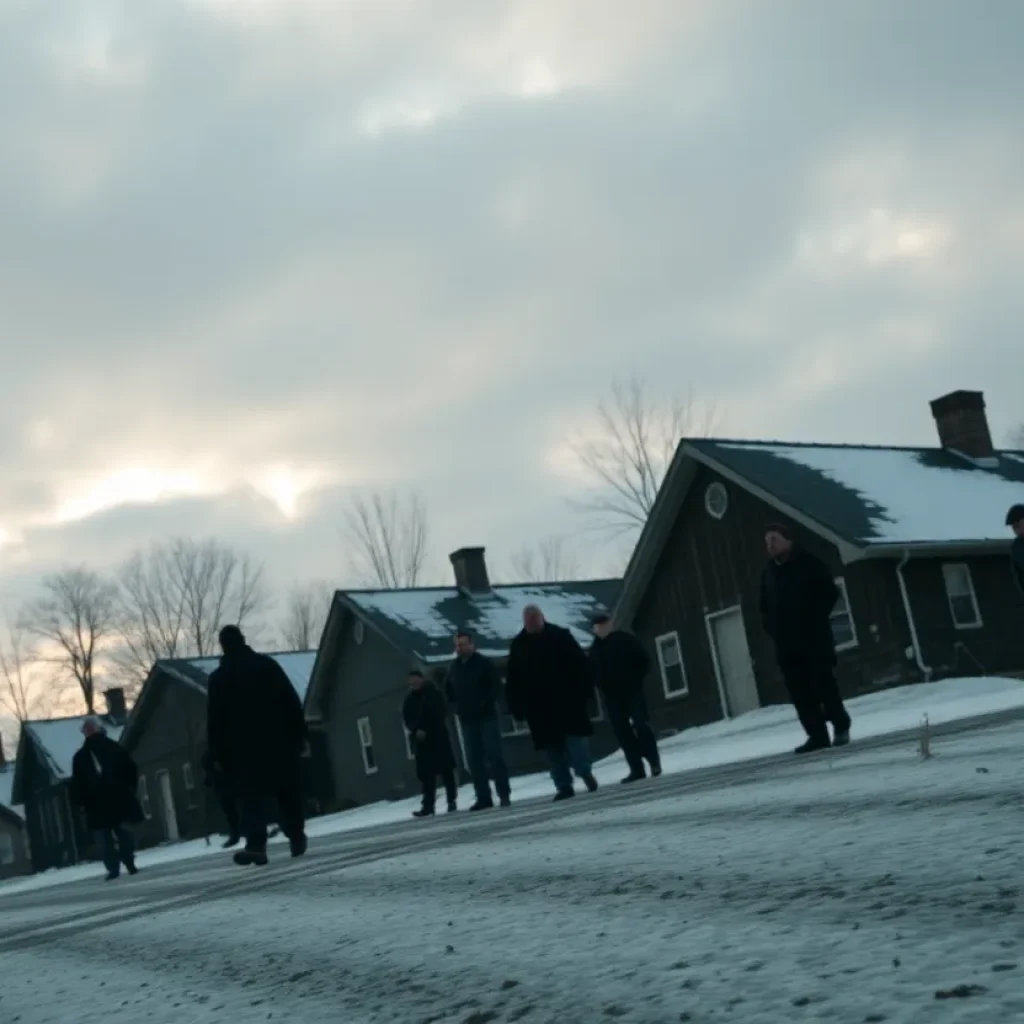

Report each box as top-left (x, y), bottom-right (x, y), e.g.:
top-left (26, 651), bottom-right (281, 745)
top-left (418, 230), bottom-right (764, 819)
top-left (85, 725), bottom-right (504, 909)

top-left (896, 550), bottom-right (933, 682)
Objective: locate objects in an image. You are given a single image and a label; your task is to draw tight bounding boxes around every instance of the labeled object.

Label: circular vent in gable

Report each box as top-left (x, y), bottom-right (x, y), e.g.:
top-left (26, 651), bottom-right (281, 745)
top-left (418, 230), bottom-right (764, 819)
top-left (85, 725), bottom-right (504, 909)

top-left (704, 481), bottom-right (729, 520)
top-left (353, 619), bottom-right (365, 645)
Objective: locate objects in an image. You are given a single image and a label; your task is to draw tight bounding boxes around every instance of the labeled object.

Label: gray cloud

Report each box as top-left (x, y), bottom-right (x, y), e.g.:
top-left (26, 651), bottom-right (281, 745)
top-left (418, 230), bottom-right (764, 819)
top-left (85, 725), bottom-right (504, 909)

top-left (1, 0), bottom-right (1022, 614)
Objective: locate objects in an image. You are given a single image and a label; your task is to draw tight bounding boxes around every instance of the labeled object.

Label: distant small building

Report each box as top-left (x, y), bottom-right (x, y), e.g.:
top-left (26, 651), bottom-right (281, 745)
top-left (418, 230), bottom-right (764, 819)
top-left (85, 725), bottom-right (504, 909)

top-left (0, 738), bottom-right (31, 880)
top-left (614, 389), bottom-right (1024, 737)
top-left (120, 650), bottom-right (332, 849)
top-left (305, 547), bottom-right (621, 810)
top-left (10, 690), bottom-right (127, 873)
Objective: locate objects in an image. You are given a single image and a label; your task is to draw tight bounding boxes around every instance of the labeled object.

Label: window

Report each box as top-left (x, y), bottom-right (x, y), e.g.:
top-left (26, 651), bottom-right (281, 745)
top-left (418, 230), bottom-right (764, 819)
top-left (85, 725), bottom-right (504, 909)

top-left (138, 775), bottom-right (152, 820)
top-left (830, 578), bottom-right (858, 651)
top-left (182, 762), bottom-right (198, 809)
top-left (402, 715), bottom-right (414, 760)
top-left (942, 563), bottom-right (982, 629)
top-left (357, 717), bottom-right (377, 774)
top-left (704, 482), bottom-right (729, 520)
top-left (0, 831), bottom-right (14, 865)
top-left (655, 632), bottom-right (688, 698)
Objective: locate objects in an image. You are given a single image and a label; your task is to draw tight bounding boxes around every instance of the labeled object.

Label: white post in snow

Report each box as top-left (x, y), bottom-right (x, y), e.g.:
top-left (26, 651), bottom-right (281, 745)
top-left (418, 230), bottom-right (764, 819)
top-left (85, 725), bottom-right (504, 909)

top-left (919, 713), bottom-right (932, 759)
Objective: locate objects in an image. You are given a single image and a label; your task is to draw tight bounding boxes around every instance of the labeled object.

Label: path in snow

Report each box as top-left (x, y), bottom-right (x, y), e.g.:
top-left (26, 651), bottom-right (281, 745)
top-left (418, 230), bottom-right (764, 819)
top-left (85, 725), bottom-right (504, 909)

top-left (1, 723), bottom-right (1022, 1024)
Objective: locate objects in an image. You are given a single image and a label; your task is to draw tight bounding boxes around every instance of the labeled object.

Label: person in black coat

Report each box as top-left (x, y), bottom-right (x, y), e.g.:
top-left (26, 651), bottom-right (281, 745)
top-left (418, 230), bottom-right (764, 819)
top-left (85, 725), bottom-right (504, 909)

top-left (445, 632), bottom-right (511, 811)
top-left (403, 670), bottom-right (458, 817)
top-left (207, 625), bottom-right (308, 865)
top-left (506, 604), bottom-right (598, 801)
top-left (589, 614), bottom-right (661, 783)
top-left (70, 719), bottom-right (143, 881)
top-left (759, 523), bottom-right (851, 754)
top-left (1007, 504), bottom-right (1024, 594)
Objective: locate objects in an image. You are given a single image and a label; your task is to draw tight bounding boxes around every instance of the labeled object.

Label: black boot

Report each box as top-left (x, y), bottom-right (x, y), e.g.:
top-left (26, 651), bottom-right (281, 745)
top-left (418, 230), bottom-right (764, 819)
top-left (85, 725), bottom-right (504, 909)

top-left (469, 800), bottom-right (494, 812)
top-left (553, 788), bottom-right (575, 802)
top-left (447, 801), bottom-right (457, 813)
top-left (233, 847), bottom-right (269, 866)
top-left (621, 769), bottom-right (646, 784)
top-left (499, 796), bottom-right (511, 808)
top-left (412, 807), bottom-right (435, 818)
top-left (794, 736), bottom-right (831, 755)
top-left (582, 773), bottom-right (599, 793)
top-left (289, 833), bottom-right (308, 858)
top-left (833, 728), bottom-right (851, 747)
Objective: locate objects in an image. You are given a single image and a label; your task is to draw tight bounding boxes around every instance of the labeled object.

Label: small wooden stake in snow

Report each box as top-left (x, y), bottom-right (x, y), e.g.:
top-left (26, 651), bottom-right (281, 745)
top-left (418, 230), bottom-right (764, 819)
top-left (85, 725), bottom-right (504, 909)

top-left (919, 713), bottom-right (932, 759)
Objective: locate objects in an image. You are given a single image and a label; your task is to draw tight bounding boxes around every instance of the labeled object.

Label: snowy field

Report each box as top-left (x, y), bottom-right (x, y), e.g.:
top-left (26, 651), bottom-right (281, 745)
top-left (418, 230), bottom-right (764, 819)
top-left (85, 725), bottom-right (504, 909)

top-left (2, 674), bottom-right (1023, 897)
top-left (0, 718), bottom-right (1021, 1023)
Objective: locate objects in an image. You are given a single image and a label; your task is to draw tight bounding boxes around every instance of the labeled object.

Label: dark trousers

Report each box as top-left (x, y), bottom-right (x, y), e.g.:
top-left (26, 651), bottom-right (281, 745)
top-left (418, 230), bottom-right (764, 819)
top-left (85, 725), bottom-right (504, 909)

top-left (96, 826), bottom-right (135, 877)
top-left (546, 735), bottom-right (593, 792)
top-left (240, 773), bottom-right (305, 852)
top-left (779, 653), bottom-right (851, 742)
top-left (461, 716), bottom-right (511, 804)
top-left (421, 765), bottom-right (458, 812)
top-left (606, 689), bottom-right (660, 775)
top-left (212, 777), bottom-right (241, 839)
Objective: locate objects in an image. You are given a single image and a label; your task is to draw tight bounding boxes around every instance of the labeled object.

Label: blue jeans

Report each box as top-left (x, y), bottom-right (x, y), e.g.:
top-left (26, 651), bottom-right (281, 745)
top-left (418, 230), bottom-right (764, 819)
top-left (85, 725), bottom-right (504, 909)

top-left (96, 827), bottom-right (135, 877)
top-left (461, 716), bottom-right (511, 804)
top-left (546, 735), bottom-right (593, 793)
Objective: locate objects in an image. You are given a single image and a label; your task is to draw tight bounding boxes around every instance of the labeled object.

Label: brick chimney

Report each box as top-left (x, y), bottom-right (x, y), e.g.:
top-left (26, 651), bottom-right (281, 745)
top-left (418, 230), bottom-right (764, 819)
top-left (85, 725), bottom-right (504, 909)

top-left (449, 547), bottom-right (491, 595)
top-left (104, 687), bottom-right (127, 726)
top-left (929, 390), bottom-right (995, 461)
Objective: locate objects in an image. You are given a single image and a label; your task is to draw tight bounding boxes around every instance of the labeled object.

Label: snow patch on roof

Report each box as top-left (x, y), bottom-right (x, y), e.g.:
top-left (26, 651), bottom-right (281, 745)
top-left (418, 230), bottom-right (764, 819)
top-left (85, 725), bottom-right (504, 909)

top-left (188, 651), bottom-right (318, 702)
top-left (721, 443), bottom-right (1024, 544)
top-left (352, 585), bottom-right (605, 658)
top-left (26, 717), bottom-right (124, 781)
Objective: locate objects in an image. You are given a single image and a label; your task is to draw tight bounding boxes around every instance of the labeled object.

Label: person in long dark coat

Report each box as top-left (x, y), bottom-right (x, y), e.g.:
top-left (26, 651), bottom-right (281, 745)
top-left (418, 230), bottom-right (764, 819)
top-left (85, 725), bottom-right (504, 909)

top-left (207, 625), bottom-right (308, 865)
top-left (506, 604), bottom-right (598, 801)
top-left (403, 669), bottom-right (458, 817)
top-left (589, 614), bottom-right (661, 783)
top-left (759, 523), bottom-right (851, 754)
top-left (1007, 504), bottom-right (1024, 594)
top-left (70, 719), bottom-right (143, 881)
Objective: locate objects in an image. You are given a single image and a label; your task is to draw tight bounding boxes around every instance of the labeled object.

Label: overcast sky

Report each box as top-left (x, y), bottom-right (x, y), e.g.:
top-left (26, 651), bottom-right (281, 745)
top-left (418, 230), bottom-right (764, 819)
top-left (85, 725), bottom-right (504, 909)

top-left (1, 0), bottom-right (1022, 612)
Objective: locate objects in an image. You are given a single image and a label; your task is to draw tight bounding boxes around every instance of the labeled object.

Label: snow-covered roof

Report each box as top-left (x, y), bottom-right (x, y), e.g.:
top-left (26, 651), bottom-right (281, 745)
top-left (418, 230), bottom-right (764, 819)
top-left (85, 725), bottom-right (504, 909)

top-left (346, 580), bottom-right (620, 662)
top-left (186, 650), bottom-right (318, 702)
top-left (692, 440), bottom-right (1024, 546)
top-left (25, 716), bottom-right (124, 781)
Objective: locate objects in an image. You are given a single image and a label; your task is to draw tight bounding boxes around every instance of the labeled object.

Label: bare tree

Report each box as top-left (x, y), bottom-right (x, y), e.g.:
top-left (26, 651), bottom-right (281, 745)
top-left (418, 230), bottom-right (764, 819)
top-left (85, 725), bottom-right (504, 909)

top-left (0, 617), bottom-right (41, 723)
top-left (508, 536), bottom-right (581, 583)
top-left (22, 567), bottom-right (118, 714)
top-left (112, 537), bottom-right (271, 690)
top-left (567, 376), bottom-right (717, 537)
top-left (279, 580), bottom-right (334, 650)
top-left (343, 491), bottom-right (430, 588)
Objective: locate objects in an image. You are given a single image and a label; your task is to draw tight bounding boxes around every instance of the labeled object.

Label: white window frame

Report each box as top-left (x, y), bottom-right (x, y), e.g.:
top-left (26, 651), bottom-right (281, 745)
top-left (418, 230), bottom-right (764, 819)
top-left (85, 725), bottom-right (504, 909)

top-left (138, 775), bottom-right (152, 820)
top-left (402, 715), bottom-right (414, 760)
top-left (830, 578), bottom-right (858, 652)
top-left (0, 830), bottom-right (14, 865)
top-left (655, 631), bottom-right (689, 699)
top-left (942, 563), bottom-right (983, 630)
top-left (182, 762), bottom-right (198, 809)
top-left (357, 717), bottom-right (378, 775)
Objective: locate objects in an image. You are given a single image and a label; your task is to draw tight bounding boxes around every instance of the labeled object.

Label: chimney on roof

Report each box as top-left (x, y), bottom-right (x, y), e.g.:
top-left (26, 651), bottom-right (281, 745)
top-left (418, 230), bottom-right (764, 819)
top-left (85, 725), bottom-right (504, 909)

top-left (929, 390), bottom-right (995, 462)
top-left (449, 547), bottom-right (491, 595)
top-left (104, 687), bottom-right (127, 726)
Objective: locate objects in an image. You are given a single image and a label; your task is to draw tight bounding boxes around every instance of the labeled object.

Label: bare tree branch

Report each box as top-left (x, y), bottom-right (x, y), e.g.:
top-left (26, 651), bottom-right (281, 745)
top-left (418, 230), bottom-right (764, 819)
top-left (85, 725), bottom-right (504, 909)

top-left (279, 580), bottom-right (334, 650)
top-left (508, 536), bottom-right (580, 583)
top-left (112, 538), bottom-right (271, 691)
top-left (343, 491), bottom-right (430, 588)
top-left (566, 376), bottom-right (718, 538)
top-left (21, 567), bottom-right (118, 714)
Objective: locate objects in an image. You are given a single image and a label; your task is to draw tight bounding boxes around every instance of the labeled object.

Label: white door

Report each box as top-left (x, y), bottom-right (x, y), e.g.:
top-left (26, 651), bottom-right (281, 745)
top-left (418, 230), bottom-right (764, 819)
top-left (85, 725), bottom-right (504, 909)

top-left (156, 770), bottom-right (180, 842)
top-left (708, 607), bottom-right (761, 717)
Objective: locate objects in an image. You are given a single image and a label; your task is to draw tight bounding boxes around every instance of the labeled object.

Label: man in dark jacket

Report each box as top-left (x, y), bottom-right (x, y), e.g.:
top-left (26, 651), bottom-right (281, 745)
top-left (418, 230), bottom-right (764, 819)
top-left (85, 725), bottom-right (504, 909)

top-left (506, 604), bottom-right (598, 801)
top-left (444, 632), bottom-right (511, 811)
top-left (207, 625), bottom-right (308, 865)
top-left (1007, 504), bottom-right (1024, 594)
top-left (589, 614), bottom-right (661, 783)
top-left (404, 669), bottom-right (458, 817)
top-left (759, 523), bottom-right (851, 754)
top-left (70, 719), bottom-right (143, 881)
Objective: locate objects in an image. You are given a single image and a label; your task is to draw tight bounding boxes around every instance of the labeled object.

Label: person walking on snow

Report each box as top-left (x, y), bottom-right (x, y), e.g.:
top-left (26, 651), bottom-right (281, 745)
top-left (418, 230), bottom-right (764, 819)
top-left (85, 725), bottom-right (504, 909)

top-left (70, 718), bottom-right (143, 881)
top-left (404, 669), bottom-right (459, 817)
top-left (759, 523), bottom-right (851, 754)
top-left (506, 604), bottom-right (599, 801)
top-left (589, 614), bottom-right (661, 783)
top-left (444, 631), bottom-right (511, 811)
top-left (207, 625), bottom-right (309, 866)
top-left (1006, 504), bottom-right (1024, 593)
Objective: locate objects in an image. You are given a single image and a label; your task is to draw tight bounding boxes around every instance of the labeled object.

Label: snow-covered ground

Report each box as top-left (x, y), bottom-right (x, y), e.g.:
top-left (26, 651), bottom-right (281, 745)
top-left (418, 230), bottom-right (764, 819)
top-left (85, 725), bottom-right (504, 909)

top-left (0, 720), bottom-right (1021, 1023)
top-left (2, 675), bottom-right (1022, 897)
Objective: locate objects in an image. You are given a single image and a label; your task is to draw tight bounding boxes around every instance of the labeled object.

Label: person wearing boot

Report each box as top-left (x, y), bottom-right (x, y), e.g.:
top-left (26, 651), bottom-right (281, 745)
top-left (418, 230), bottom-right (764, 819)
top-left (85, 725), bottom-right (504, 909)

top-left (70, 719), bottom-right (143, 881)
top-left (403, 669), bottom-right (458, 818)
top-left (202, 748), bottom-right (242, 848)
top-left (589, 614), bottom-right (661, 783)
